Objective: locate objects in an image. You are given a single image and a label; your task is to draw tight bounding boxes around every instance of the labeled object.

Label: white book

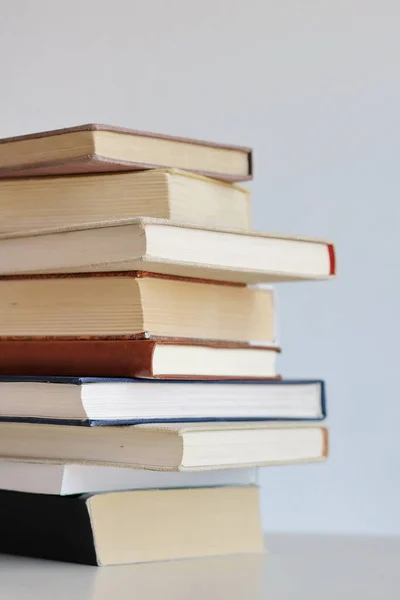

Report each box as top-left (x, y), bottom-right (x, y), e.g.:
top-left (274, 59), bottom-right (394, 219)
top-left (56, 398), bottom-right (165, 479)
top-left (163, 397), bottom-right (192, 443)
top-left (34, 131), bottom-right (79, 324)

top-left (0, 378), bottom-right (325, 422)
top-left (0, 217), bottom-right (335, 282)
top-left (0, 461), bottom-right (258, 495)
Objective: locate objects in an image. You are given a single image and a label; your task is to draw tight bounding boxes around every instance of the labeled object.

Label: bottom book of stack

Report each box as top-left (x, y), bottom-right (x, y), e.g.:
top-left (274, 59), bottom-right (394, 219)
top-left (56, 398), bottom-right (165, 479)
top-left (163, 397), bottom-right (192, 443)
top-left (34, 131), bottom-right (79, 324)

top-left (0, 483), bottom-right (263, 566)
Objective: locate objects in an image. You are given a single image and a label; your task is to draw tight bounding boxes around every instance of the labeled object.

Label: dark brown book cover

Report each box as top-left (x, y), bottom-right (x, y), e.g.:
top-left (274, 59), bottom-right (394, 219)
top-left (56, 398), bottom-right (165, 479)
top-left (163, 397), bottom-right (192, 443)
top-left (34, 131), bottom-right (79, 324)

top-left (0, 339), bottom-right (281, 380)
top-left (0, 124), bottom-right (253, 182)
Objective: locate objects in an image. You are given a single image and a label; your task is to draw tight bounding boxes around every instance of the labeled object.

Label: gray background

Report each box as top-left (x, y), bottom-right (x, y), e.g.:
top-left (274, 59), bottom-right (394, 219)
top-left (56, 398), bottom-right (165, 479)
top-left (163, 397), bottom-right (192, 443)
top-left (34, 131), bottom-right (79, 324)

top-left (1, 0), bottom-right (398, 535)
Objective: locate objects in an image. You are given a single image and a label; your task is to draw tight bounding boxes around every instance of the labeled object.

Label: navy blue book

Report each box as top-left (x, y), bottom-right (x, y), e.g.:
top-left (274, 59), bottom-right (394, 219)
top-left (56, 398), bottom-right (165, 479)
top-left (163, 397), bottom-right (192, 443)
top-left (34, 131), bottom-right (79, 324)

top-left (0, 376), bottom-right (326, 425)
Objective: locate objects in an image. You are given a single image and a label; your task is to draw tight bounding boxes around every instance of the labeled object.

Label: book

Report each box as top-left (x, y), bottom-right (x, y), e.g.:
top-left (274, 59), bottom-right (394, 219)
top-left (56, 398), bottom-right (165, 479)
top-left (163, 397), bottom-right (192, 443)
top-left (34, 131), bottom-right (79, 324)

top-left (0, 218), bottom-right (336, 282)
top-left (0, 272), bottom-right (275, 343)
top-left (0, 169), bottom-right (251, 235)
top-left (0, 461), bottom-right (257, 495)
top-left (0, 421), bottom-right (329, 469)
top-left (0, 486), bottom-right (264, 565)
top-left (0, 124), bottom-right (252, 182)
top-left (0, 339), bottom-right (280, 379)
top-left (0, 377), bottom-right (326, 424)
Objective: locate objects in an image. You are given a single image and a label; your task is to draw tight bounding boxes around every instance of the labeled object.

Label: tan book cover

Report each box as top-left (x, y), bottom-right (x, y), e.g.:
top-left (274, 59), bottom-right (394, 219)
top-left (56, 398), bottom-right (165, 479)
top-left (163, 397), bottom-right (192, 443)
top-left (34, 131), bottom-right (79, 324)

top-left (0, 124), bottom-right (252, 182)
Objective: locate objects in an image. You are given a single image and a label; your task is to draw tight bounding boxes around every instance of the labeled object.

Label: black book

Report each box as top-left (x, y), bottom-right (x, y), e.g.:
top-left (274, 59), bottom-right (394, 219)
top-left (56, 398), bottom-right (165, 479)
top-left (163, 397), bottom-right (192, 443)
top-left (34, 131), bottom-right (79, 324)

top-left (0, 486), bottom-right (263, 566)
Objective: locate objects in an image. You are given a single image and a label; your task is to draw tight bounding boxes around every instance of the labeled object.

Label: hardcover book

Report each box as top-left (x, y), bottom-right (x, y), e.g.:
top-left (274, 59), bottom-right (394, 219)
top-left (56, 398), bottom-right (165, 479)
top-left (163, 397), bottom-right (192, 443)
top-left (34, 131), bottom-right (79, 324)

top-left (0, 339), bottom-right (280, 379)
top-left (0, 421), bottom-right (329, 469)
top-left (0, 486), bottom-right (264, 565)
top-left (0, 272), bottom-right (276, 344)
top-left (0, 217), bottom-right (336, 282)
top-left (0, 124), bottom-right (252, 182)
top-left (0, 169), bottom-right (252, 234)
top-left (0, 376), bottom-right (326, 424)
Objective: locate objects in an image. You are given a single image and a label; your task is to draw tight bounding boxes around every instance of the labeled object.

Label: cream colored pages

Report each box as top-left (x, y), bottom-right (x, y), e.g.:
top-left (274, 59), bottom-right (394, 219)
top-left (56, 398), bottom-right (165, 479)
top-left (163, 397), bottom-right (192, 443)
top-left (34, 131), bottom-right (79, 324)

top-left (94, 131), bottom-right (250, 177)
top-left (0, 169), bottom-right (251, 234)
top-left (88, 486), bottom-right (263, 565)
top-left (135, 420), bottom-right (327, 433)
top-left (0, 276), bottom-right (274, 340)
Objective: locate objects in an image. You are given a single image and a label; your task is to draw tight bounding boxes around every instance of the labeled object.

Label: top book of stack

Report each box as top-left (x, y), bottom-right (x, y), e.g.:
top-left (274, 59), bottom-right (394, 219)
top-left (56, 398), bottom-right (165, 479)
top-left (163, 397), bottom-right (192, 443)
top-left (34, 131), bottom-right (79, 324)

top-left (0, 124), bottom-right (252, 182)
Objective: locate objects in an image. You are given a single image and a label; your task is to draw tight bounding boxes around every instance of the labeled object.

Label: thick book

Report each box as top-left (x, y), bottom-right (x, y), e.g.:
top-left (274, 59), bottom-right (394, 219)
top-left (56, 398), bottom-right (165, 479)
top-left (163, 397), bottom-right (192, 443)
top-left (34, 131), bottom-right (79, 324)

top-left (0, 272), bottom-right (276, 344)
top-left (0, 169), bottom-right (252, 235)
top-left (0, 421), bottom-right (329, 469)
top-left (0, 461), bottom-right (257, 495)
top-left (0, 486), bottom-right (264, 565)
top-left (0, 377), bottom-right (326, 424)
top-left (0, 218), bottom-right (336, 282)
top-left (0, 124), bottom-right (252, 182)
top-left (0, 339), bottom-right (280, 379)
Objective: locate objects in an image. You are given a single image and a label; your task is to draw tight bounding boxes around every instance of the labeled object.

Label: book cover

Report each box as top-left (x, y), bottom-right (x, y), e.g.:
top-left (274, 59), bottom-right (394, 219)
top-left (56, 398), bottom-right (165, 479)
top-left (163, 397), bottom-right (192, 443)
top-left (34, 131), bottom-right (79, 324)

top-left (0, 124), bottom-right (253, 182)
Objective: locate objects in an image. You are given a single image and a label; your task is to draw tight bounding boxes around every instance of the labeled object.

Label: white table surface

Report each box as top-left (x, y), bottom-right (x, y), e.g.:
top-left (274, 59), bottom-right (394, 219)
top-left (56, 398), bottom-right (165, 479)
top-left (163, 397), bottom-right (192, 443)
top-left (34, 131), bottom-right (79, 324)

top-left (1, 534), bottom-right (399, 599)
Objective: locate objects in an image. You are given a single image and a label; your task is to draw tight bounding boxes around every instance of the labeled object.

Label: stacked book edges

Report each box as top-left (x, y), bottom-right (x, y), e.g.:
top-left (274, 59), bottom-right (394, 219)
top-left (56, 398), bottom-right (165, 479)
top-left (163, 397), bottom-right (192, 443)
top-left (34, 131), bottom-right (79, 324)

top-left (0, 123), bottom-right (335, 566)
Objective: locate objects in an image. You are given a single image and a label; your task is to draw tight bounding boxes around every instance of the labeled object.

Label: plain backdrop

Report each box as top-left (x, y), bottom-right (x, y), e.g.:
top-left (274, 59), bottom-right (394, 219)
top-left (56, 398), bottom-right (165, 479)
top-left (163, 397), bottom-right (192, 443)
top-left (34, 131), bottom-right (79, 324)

top-left (0, 0), bottom-right (399, 536)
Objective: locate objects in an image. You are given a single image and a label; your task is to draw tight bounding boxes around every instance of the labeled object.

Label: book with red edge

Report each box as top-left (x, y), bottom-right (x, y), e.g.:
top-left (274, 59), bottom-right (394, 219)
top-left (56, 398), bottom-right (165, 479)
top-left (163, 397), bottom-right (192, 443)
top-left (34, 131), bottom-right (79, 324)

top-left (0, 218), bottom-right (336, 282)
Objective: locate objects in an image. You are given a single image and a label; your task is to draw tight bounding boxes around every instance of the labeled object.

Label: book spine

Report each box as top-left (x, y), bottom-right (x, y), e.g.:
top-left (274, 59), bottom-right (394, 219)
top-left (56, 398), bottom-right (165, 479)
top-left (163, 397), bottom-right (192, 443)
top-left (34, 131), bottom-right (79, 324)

top-left (0, 339), bottom-right (281, 378)
top-left (0, 491), bottom-right (98, 565)
top-left (0, 340), bottom-right (156, 378)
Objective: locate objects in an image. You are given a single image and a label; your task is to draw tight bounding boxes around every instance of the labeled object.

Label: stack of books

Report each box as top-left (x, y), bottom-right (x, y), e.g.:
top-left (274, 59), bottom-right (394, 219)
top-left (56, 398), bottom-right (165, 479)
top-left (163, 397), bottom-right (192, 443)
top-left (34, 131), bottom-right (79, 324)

top-left (0, 124), bottom-right (334, 566)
